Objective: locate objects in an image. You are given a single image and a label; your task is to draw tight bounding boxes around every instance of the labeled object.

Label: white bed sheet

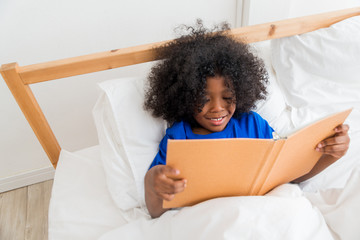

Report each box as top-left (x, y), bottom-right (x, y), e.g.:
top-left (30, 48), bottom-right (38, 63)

top-left (48, 146), bottom-right (128, 240)
top-left (99, 184), bottom-right (333, 240)
top-left (49, 144), bottom-right (360, 240)
top-left (49, 145), bottom-right (331, 240)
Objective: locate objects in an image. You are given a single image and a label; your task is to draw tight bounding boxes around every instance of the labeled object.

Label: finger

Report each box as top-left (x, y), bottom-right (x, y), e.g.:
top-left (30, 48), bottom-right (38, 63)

top-left (153, 165), bottom-right (180, 183)
top-left (318, 135), bottom-right (349, 148)
top-left (158, 165), bottom-right (180, 178)
top-left (317, 143), bottom-right (349, 159)
top-left (334, 124), bottom-right (350, 133)
top-left (160, 193), bottom-right (176, 202)
top-left (318, 143), bottom-right (348, 154)
top-left (156, 178), bottom-right (187, 194)
top-left (155, 180), bottom-right (187, 201)
top-left (172, 179), bottom-right (187, 192)
top-left (156, 165), bottom-right (182, 189)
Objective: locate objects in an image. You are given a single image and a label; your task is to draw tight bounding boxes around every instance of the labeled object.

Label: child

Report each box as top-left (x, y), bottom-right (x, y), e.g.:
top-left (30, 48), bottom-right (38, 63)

top-left (143, 21), bottom-right (350, 218)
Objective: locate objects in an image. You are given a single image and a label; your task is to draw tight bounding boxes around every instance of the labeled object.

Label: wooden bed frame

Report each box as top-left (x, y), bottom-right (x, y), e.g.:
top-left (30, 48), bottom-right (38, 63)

top-left (1, 7), bottom-right (359, 169)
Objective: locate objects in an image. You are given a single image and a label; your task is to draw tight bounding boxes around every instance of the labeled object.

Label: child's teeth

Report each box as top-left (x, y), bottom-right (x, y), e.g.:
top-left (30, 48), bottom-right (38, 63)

top-left (212, 117), bottom-right (222, 121)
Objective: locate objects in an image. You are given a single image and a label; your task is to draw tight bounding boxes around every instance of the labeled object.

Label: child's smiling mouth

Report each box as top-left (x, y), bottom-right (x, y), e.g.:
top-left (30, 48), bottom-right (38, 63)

top-left (210, 117), bottom-right (224, 121)
top-left (207, 116), bottom-right (227, 126)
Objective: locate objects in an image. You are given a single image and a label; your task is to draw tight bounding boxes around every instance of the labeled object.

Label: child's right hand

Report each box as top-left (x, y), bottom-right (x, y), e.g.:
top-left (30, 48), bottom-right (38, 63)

top-left (146, 165), bottom-right (187, 201)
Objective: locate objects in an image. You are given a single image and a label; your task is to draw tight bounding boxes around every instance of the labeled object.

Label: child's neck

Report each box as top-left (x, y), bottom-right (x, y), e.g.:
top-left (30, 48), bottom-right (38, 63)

top-left (191, 127), bottom-right (214, 135)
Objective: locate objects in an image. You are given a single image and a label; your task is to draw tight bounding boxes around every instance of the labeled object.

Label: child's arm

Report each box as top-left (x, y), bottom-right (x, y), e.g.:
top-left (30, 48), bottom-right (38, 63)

top-left (293, 124), bottom-right (350, 183)
top-left (144, 165), bottom-right (187, 218)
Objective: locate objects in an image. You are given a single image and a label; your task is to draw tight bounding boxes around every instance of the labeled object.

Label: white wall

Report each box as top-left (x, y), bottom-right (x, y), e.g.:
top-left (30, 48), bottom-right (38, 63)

top-left (0, 0), bottom-right (238, 192)
top-left (242, 0), bottom-right (360, 26)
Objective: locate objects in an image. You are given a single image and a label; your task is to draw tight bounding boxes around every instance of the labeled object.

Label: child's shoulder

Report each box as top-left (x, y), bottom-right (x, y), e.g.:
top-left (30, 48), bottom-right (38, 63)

top-left (235, 111), bottom-right (264, 121)
top-left (165, 121), bottom-right (189, 139)
top-left (233, 111), bottom-right (273, 138)
top-left (234, 111), bottom-right (272, 130)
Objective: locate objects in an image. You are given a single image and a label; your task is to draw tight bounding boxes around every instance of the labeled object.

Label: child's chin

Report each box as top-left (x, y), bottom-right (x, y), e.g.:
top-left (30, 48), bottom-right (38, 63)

top-left (209, 125), bottom-right (226, 132)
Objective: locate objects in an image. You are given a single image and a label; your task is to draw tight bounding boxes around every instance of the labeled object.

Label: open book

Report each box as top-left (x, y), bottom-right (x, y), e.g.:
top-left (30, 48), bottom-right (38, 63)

top-left (163, 109), bottom-right (352, 208)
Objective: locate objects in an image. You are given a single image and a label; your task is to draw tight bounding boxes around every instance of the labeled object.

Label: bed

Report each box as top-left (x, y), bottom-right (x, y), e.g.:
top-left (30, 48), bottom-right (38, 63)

top-left (1, 7), bottom-right (360, 240)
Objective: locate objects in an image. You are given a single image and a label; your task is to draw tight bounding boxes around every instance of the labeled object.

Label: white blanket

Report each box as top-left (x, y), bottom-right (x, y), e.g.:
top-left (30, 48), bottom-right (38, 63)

top-left (305, 166), bottom-right (360, 240)
top-left (99, 184), bottom-right (333, 240)
top-left (49, 146), bottom-right (360, 240)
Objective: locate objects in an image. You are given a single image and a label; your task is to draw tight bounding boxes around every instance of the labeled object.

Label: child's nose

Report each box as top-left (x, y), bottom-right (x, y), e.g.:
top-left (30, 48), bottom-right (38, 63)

top-left (209, 99), bottom-right (224, 112)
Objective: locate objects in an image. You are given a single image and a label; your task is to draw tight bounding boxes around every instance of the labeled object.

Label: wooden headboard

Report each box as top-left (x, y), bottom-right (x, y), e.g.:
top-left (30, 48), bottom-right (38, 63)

top-left (1, 7), bottom-right (359, 169)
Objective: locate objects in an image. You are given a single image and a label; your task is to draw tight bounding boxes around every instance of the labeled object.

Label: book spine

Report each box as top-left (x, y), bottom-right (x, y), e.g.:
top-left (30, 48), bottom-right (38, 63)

top-left (248, 139), bottom-right (285, 195)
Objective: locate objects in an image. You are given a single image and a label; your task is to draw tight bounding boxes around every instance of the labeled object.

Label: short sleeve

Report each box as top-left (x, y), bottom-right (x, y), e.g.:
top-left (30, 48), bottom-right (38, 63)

top-left (148, 134), bottom-right (168, 169)
top-left (148, 121), bottom-right (187, 169)
top-left (235, 112), bottom-right (274, 139)
top-left (252, 112), bottom-right (274, 139)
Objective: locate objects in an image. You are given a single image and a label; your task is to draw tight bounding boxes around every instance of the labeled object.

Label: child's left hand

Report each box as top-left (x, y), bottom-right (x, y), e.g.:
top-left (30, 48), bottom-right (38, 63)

top-left (316, 124), bottom-right (350, 158)
top-left (294, 124), bottom-right (350, 183)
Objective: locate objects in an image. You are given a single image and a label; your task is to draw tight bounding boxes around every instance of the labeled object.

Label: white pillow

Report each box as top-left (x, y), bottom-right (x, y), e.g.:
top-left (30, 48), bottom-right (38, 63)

top-left (271, 16), bottom-right (360, 191)
top-left (271, 16), bottom-right (360, 111)
top-left (251, 40), bottom-right (294, 136)
top-left (93, 77), bottom-right (166, 211)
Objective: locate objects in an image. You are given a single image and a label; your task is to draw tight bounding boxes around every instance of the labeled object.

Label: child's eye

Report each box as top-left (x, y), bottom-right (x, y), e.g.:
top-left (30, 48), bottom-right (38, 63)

top-left (223, 97), bottom-right (235, 103)
top-left (223, 97), bottom-right (233, 101)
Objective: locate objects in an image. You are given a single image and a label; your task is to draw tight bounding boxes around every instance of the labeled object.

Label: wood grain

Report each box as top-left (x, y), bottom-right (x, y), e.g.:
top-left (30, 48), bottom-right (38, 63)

top-left (230, 7), bottom-right (360, 42)
top-left (0, 180), bottom-right (53, 240)
top-left (0, 187), bottom-right (27, 240)
top-left (26, 181), bottom-right (53, 240)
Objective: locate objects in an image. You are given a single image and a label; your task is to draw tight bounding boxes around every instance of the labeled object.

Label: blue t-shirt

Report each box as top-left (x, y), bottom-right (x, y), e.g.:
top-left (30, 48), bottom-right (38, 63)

top-left (149, 111), bottom-right (274, 169)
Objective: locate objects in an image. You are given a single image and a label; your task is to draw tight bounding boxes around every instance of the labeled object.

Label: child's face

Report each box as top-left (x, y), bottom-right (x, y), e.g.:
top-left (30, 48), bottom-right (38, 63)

top-left (193, 75), bottom-right (236, 134)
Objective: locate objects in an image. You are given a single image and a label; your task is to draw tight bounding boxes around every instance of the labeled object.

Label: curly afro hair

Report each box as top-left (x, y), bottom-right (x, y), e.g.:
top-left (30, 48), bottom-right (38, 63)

top-left (144, 20), bottom-right (268, 126)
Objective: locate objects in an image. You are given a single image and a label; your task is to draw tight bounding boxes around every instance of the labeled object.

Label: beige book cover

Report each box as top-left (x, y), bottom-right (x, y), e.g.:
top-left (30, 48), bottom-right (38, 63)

top-left (163, 109), bottom-right (352, 208)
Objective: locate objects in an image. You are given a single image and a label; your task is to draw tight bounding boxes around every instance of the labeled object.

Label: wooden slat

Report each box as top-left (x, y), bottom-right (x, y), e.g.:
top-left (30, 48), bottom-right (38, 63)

top-left (15, 7), bottom-right (360, 85)
top-left (0, 187), bottom-right (27, 240)
top-left (230, 7), bottom-right (360, 43)
top-left (0, 63), bottom-right (60, 168)
top-left (18, 41), bottom-right (167, 85)
top-left (25, 180), bottom-right (53, 240)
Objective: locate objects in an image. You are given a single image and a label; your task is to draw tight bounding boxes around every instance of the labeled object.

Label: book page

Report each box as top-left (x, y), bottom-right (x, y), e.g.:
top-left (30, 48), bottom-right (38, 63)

top-left (258, 108), bottom-right (352, 195)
